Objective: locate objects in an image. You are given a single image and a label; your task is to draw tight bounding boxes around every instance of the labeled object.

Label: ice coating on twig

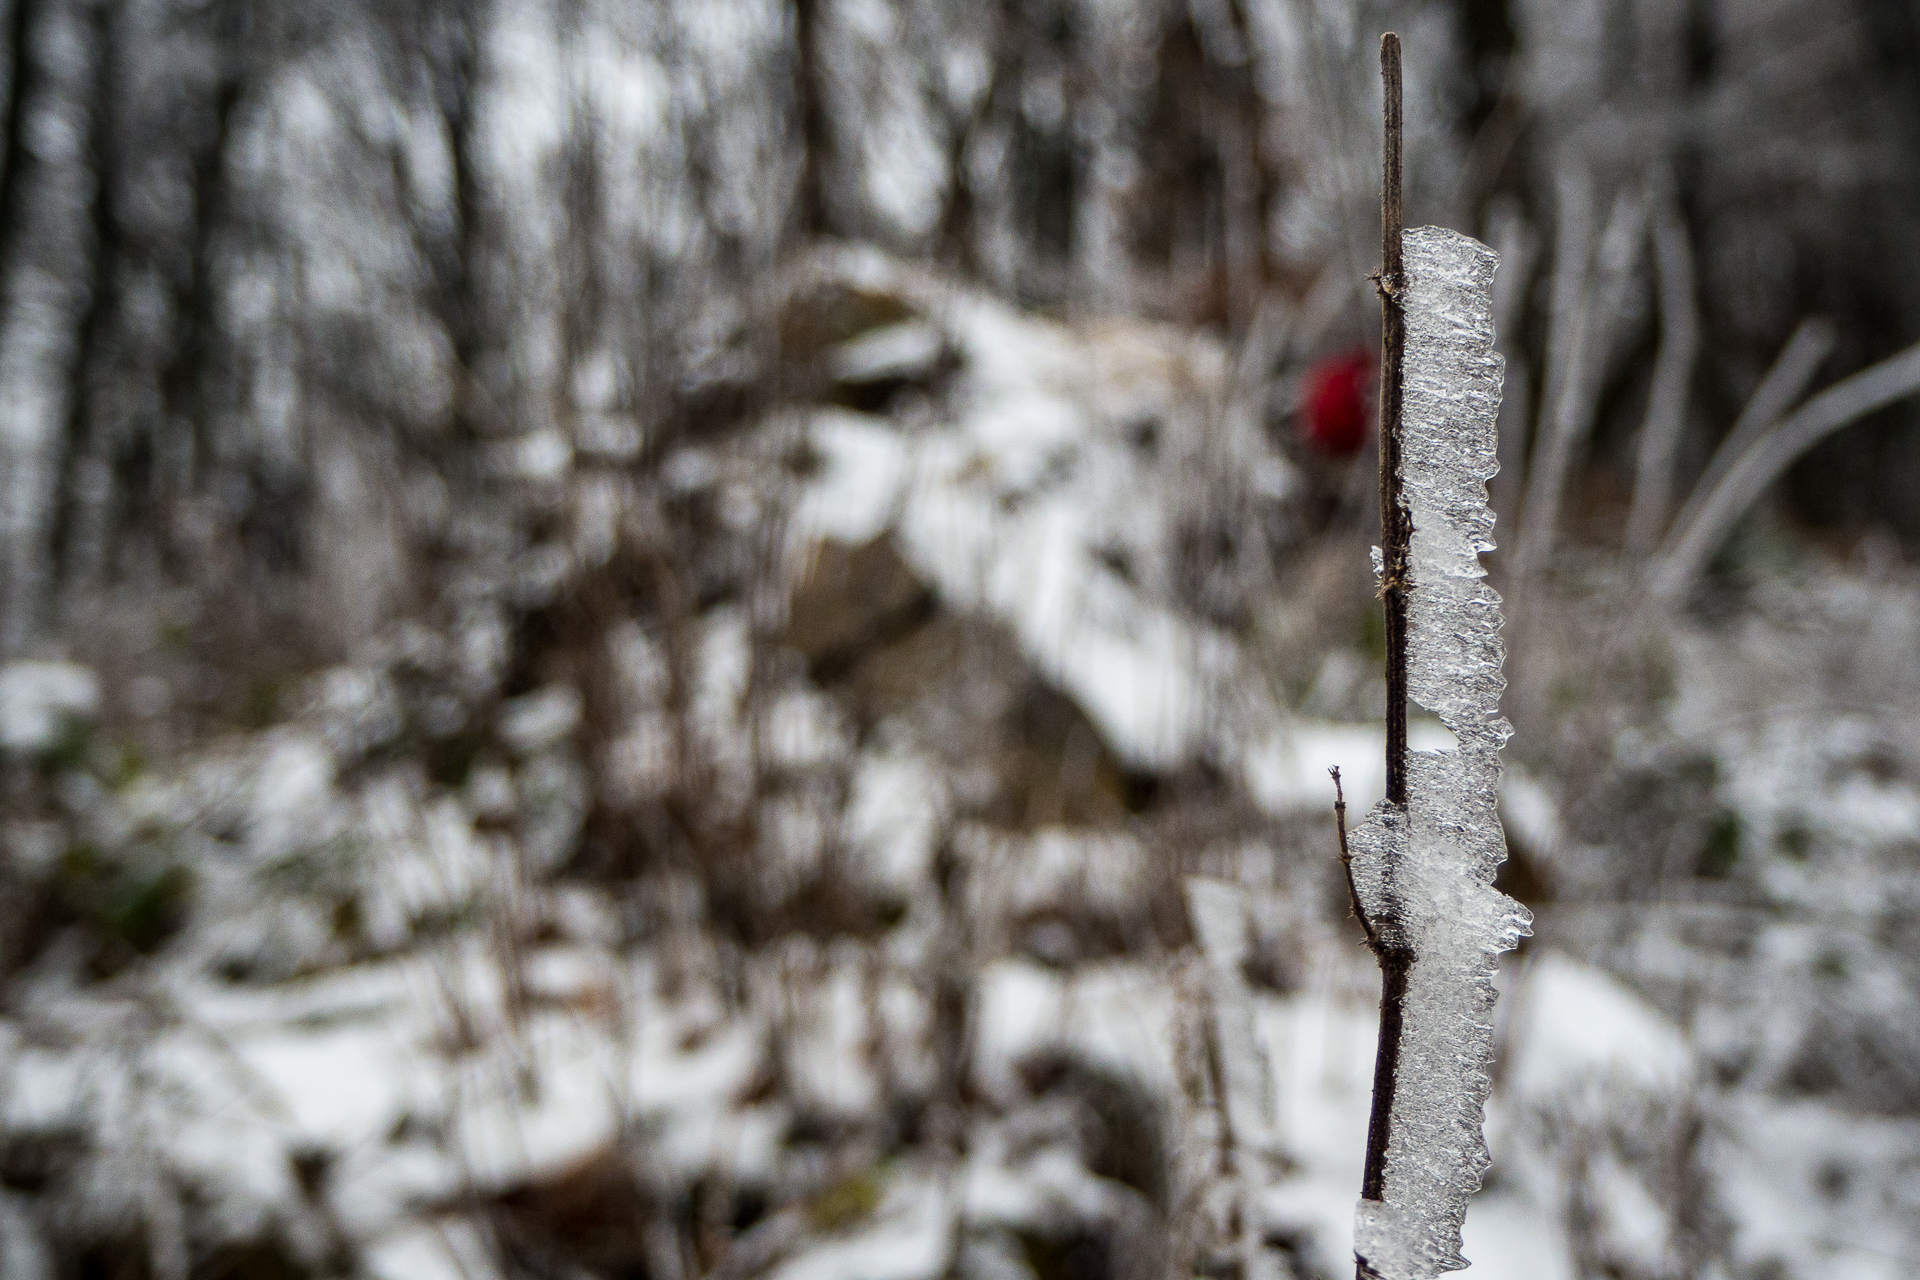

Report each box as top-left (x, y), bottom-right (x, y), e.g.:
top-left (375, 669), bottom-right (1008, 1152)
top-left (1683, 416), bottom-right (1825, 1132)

top-left (1350, 226), bottom-right (1532, 1280)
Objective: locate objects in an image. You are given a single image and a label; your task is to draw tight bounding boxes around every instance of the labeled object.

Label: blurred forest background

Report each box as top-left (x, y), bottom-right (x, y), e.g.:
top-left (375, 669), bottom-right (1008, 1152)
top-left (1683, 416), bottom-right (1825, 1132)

top-left (3, 0), bottom-right (1920, 1277)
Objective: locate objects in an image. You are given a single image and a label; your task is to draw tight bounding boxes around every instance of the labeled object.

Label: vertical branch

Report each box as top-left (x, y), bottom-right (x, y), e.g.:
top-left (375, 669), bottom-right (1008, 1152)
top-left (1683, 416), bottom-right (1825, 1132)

top-left (1516, 184), bottom-right (1644, 578)
top-left (1376, 32), bottom-right (1408, 809)
top-left (1348, 109), bottom-right (1523, 1280)
top-left (1512, 166), bottom-right (1593, 579)
top-left (925, 0), bottom-right (1014, 277)
top-left (0, 0), bottom-right (39, 290)
top-left (558, 82), bottom-right (605, 418)
top-left (1358, 31), bottom-right (1410, 1238)
top-left (1484, 198), bottom-right (1532, 534)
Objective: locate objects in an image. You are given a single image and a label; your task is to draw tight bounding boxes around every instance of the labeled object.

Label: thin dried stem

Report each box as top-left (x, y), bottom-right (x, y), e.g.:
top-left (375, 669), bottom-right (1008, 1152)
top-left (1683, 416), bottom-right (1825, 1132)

top-left (1653, 338), bottom-right (1920, 598)
top-left (1486, 197), bottom-right (1534, 532)
top-left (1517, 180), bottom-right (1646, 578)
top-left (1625, 189), bottom-right (1698, 553)
top-left (1376, 31), bottom-right (1408, 809)
top-left (1658, 316), bottom-right (1835, 558)
top-left (1332, 766), bottom-right (1379, 954)
top-left (1359, 31), bottom-right (1412, 1253)
top-left (1514, 164), bottom-right (1594, 574)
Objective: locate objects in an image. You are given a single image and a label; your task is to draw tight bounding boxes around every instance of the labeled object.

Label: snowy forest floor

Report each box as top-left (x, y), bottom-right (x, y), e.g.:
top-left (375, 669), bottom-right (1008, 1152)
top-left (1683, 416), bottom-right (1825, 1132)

top-left (5, 247), bottom-right (1920, 1280)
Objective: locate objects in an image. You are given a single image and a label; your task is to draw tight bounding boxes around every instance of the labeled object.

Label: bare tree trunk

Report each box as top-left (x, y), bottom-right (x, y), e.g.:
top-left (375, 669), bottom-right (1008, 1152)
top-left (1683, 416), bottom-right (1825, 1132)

top-left (421, 0), bottom-right (490, 445)
top-left (0, 0), bottom-right (40, 277)
top-left (156, 0), bottom-right (246, 507)
top-left (0, 0), bottom-right (106, 651)
top-left (791, 0), bottom-right (831, 239)
top-left (47, 0), bottom-right (122, 605)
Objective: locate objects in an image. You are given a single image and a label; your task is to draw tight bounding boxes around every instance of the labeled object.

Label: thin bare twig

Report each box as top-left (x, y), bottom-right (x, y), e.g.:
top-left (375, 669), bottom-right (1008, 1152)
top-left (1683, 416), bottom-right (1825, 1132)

top-left (1517, 178), bottom-right (1646, 578)
top-left (1656, 316), bottom-right (1835, 559)
top-left (1331, 766), bottom-right (1379, 953)
top-left (1512, 164), bottom-right (1594, 576)
top-left (1705, 318), bottom-right (1837, 493)
top-left (1625, 186), bottom-right (1698, 553)
top-left (1486, 197), bottom-right (1534, 530)
top-left (1652, 337), bottom-right (1920, 598)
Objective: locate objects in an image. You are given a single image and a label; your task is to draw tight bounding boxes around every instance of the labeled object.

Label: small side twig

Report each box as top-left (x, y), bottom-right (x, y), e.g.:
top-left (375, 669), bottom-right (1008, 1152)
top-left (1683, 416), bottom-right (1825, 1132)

top-left (1331, 767), bottom-right (1379, 955)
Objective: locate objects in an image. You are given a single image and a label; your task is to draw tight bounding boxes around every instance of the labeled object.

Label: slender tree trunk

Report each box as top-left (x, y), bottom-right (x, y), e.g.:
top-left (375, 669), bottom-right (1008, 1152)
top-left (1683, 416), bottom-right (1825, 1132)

top-left (48, 0), bottom-right (121, 600)
top-left (443, 2), bottom-right (486, 441)
top-left (0, 0), bottom-right (40, 285)
top-left (157, 0), bottom-right (247, 503)
top-left (791, 0), bottom-right (830, 238)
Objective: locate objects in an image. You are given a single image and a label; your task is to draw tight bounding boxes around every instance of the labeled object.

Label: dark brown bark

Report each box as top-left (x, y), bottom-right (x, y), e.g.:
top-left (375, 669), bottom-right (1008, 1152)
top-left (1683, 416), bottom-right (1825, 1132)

top-left (1357, 30), bottom-right (1411, 1262)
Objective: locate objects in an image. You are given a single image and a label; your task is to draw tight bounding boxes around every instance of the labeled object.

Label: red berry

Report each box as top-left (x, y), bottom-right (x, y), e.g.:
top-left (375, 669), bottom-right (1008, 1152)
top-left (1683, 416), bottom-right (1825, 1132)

top-left (1300, 349), bottom-right (1373, 456)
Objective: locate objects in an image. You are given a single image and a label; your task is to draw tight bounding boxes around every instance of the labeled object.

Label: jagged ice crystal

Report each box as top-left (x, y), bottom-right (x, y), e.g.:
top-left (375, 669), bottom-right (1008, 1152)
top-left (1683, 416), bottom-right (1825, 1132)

top-left (1348, 226), bottom-right (1532, 1280)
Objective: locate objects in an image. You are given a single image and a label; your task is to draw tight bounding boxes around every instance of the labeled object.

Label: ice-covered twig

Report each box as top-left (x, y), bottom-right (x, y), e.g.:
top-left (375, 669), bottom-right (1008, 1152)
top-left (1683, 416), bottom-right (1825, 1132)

top-left (1348, 224), bottom-right (1531, 1280)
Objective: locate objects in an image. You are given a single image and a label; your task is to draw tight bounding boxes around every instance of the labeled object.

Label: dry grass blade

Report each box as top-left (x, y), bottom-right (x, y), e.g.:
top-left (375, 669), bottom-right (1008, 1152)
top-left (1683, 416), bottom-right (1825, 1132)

top-left (1625, 191), bottom-right (1698, 554)
top-left (1516, 177), bottom-right (1645, 579)
top-left (1485, 197), bottom-right (1534, 531)
top-left (1657, 315), bottom-right (1836, 558)
top-left (1523, 164), bottom-right (1596, 554)
top-left (1652, 338), bottom-right (1920, 598)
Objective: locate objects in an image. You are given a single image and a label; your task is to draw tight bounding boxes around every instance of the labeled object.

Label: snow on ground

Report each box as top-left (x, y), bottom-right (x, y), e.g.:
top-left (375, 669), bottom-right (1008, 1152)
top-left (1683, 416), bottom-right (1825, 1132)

top-left (1, 667), bottom-right (1907, 1277)
top-left (7, 247), bottom-right (1920, 1279)
top-left (0, 661), bottom-right (99, 753)
top-left (791, 253), bottom-right (1269, 771)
